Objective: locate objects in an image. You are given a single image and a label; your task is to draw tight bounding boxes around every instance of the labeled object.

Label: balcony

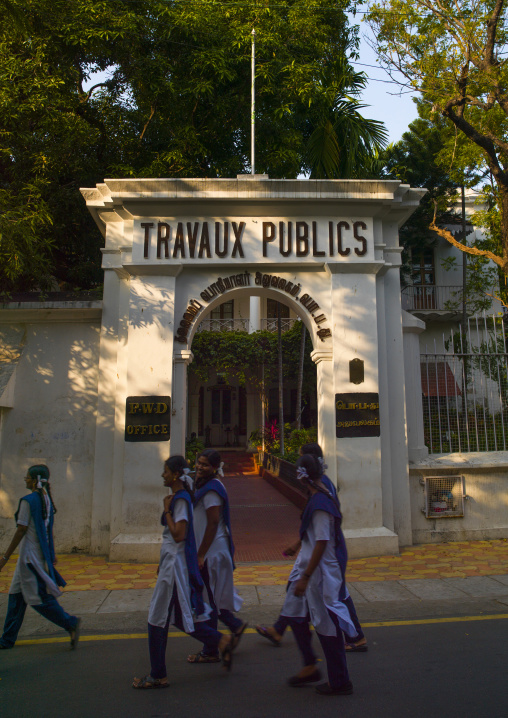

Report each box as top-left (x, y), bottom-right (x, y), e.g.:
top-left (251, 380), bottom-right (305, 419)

top-left (195, 317), bottom-right (300, 333)
top-left (196, 318), bottom-right (248, 332)
top-left (402, 285), bottom-right (465, 320)
top-left (261, 318), bottom-right (299, 332)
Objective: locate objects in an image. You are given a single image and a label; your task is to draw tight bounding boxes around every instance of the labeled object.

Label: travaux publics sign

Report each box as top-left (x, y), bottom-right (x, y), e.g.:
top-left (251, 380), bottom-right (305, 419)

top-left (135, 219), bottom-right (370, 262)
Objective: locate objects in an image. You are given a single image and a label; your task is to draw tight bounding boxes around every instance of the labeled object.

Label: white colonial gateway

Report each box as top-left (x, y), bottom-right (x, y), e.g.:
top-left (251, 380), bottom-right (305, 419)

top-left (1, 177), bottom-right (507, 561)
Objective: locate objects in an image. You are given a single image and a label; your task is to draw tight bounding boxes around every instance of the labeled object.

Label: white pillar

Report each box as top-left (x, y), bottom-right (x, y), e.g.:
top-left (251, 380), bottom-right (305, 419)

top-left (171, 350), bottom-right (194, 456)
top-left (403, 312), bottom-right (428, 462)
top-left (375, 270), bottom-right (395, 533)
top-left (311, 349), bottom-right (337, 486)
top-left (384, 260), bottom-right (414, 545)
top-left (327, 262), bottom-right (399, 557)
top-left (249, 296), bottom-right (261, 333)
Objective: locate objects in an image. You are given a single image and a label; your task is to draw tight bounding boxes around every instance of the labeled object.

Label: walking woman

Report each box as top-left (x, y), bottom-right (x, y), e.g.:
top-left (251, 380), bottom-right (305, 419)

top-left (0, 465), bottom-right (80, 650)
top-left (187, 449), bottom-right (247, 664)
top-left (133, 455), bottom-right (234, 689)
top-left (256, 443), bottom-right (367, 652)
top-left (280, 453), bottom-right (355, 696)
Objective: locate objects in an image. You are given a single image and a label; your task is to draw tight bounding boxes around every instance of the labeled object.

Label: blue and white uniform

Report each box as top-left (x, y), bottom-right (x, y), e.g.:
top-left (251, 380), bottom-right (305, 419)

top-left (193, 478), bottom-right (243, 614)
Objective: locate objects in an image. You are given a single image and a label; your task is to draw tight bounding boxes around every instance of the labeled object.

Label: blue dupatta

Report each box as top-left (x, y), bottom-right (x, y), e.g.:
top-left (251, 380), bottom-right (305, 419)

top-left (299, 490), bottom-right (348, 600)
top-left (161, 489), bottom-right (205, 616)
top-left (15, 492), bottom-right (66, 588)
top-left (194, 477), bottom-right (235, 567)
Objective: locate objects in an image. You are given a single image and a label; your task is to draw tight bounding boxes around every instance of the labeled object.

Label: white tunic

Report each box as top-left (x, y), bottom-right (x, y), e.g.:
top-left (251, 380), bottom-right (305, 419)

top-left (281, 509), bottom-right (356, 637)
top-left (193, 486), bottom-right (243, 613)
top-left (148, 498), bottom-right (209, 632)
top-left (9, 496), bottom-right (62, 606)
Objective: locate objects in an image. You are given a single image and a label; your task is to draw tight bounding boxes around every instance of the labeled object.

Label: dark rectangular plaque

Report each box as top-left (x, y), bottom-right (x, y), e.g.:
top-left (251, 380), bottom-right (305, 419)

top-left (125, 396), bottom-right (171, 442)
top-left (335, 393), bottom-right (380, 438)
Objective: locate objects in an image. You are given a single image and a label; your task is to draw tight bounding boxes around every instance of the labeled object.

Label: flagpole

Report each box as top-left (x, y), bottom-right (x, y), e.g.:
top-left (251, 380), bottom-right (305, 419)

top-left (251, 28), bottom-right (256, 175)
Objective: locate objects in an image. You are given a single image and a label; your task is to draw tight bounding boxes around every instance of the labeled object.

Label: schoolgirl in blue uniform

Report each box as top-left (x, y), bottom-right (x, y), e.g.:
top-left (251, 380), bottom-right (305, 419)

top-left (256, 443), bottom-right (367, 652)
top-left (188, 450), bottom-right (246, 663)
top-left (280, 453), bottom-right (354, 695)
top-left (133, 455), bottom-right (234, 689)
top-left (0, 465), bottom-right (80, 650)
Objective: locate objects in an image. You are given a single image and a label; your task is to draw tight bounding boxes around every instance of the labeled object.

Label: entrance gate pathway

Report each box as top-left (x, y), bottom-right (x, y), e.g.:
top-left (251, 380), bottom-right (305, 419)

top-left (220, 451), bottom-right (301, 562)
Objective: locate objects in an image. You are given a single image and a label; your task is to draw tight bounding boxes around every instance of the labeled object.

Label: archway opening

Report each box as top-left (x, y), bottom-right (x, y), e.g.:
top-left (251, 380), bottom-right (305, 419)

top-left (182, 288), bottom-right (319, 563)
top-left (184, 288), bottom-right (318, 460)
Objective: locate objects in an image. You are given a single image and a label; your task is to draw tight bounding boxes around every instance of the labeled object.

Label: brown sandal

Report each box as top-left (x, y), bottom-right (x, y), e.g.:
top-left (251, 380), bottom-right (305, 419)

top-left (187, 651), bottom-right (221, 664)
top-left (132, 675), bottom-right (169, 689)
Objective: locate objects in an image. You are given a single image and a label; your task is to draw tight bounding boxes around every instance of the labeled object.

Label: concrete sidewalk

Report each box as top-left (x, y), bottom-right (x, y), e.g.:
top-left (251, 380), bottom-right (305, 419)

top-left (1, 539), bottom-right (508, 641)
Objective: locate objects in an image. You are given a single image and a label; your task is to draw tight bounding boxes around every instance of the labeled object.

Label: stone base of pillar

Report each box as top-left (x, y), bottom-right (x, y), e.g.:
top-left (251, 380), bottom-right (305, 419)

top-left (109, 533), bottom-right (162, 563)
top-left (343, 527), bottom-right (400, 558)
top-left (408, 445), bottom-right (429, 463)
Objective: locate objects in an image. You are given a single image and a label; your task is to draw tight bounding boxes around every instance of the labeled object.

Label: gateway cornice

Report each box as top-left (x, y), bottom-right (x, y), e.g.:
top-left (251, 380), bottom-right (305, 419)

top-left (93, 177), bottom-right (412, 200)
top-left (81, 179), bottom-right (427, 237)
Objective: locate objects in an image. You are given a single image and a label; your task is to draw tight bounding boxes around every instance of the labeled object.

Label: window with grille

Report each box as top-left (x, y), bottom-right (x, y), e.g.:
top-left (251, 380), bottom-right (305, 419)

top-left (210, 300), bottom-right (234, 319)
top-left (423, 476), bottom-right (465, 518)
top-left (267, 299), bottom-right (290, 318)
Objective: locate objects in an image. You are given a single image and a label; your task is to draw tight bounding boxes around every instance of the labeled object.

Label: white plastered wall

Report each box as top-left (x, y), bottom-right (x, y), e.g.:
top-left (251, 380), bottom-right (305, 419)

top-left (0, 314), bottom-right (100, 552)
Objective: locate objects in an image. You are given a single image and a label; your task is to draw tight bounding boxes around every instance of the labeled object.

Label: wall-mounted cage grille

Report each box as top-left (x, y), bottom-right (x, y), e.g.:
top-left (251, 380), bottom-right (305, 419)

top-left (423, 476), bottom-right (465, 518)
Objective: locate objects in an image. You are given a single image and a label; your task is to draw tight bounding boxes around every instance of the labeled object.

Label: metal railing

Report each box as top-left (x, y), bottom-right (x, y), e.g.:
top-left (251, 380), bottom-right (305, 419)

top-left (261, 318), bottom-right (299, 332)
top-left (402, 285), bottom-right (465, 312)
top-left (421, 314), bottom-right (508, 453)
top-left (196, 318), bottom-right (248, 332)
top-left (260, 451), bottom-right (299, 486)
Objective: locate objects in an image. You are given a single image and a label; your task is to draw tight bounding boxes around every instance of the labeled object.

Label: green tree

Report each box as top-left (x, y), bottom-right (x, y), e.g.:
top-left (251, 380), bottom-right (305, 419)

top-left (381, 113), bottom-right (457, 276)
top-left (303, 62), bottom-right (388, 178)
top-left (190, 321), bottom-right (316, 396)
top-left (1, 0), bottom-right (385, 293)
top-left (367, 0), bottom-right (508, 276)
top-left (381, 112), bottom-right (498, 311)
top-left (380, 113), bottom-right (498, 313)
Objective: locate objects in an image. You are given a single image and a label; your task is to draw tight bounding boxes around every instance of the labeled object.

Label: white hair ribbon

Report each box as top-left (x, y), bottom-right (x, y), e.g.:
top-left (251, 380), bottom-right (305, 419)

top-left (296, 467), bottom-right (309, 482)
top-left (182, 467), bottom-right (194, 490)
top-left (36, 474), bottom-right (43, 489)
top-left (318, 457), bottom-right (328, 472)
top-left (217, 461), bottom-right (225, 478)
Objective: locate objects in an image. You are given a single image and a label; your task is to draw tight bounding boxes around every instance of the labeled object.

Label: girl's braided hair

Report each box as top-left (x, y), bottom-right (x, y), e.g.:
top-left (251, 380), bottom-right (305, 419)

top-left (27, 465), bottom-right (56, 519)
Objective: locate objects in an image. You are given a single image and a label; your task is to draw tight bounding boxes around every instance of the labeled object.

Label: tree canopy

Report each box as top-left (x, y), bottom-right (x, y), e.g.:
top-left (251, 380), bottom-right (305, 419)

top-left (0, 0), bottom-right (387, 293)
top-left (367, 0), bottom-right (508, 276)
top-left (381, 109), bottom-right (502, 308)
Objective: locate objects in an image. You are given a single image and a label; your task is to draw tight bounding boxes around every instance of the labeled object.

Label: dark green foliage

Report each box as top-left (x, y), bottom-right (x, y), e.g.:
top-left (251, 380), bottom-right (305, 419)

top-left (190, 320), bottom-right (316, 395)
top-left (380, 112), bottom-right (457, 279)
top-left (0, 0), bottom-right (386, 292)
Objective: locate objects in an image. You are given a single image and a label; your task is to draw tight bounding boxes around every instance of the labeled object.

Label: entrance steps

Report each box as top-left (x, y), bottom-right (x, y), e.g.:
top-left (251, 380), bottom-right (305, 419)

top-left (219, 451), bottom-right (257, 475)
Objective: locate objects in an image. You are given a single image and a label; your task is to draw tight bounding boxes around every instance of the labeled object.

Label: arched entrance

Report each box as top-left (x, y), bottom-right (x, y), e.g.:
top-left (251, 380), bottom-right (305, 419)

top-left (171, 284), bottom-right (334, 480)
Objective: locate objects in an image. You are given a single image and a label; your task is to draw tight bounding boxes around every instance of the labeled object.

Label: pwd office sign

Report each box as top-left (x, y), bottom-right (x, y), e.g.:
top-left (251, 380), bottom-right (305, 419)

top-left (125, 396), bottom-right (171, 442)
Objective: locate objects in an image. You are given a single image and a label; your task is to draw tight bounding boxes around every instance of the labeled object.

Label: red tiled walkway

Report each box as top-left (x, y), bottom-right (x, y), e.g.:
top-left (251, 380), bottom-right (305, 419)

top-left (221, 452), bottom-right (300, 563)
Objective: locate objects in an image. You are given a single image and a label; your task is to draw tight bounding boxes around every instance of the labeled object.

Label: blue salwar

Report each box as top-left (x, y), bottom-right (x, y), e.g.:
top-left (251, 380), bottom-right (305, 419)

top-left (1, 568), bottom-right (77, 648)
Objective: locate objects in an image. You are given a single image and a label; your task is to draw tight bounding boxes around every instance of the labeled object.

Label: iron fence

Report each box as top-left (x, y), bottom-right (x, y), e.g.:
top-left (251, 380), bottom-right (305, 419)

top-left (421, 313), bottom-right (508, 453)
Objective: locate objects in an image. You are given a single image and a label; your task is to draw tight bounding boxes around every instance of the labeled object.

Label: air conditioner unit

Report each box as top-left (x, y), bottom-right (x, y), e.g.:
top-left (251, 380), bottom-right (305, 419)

top-left (422, 476), bottom-right (465, 518)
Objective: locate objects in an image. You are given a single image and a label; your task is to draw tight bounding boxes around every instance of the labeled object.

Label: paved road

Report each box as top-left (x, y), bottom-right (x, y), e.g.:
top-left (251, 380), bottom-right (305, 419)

top-left (1, 617), bottom-right (507, 718)
top-left (3, 573), bottom-right (508, 641)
